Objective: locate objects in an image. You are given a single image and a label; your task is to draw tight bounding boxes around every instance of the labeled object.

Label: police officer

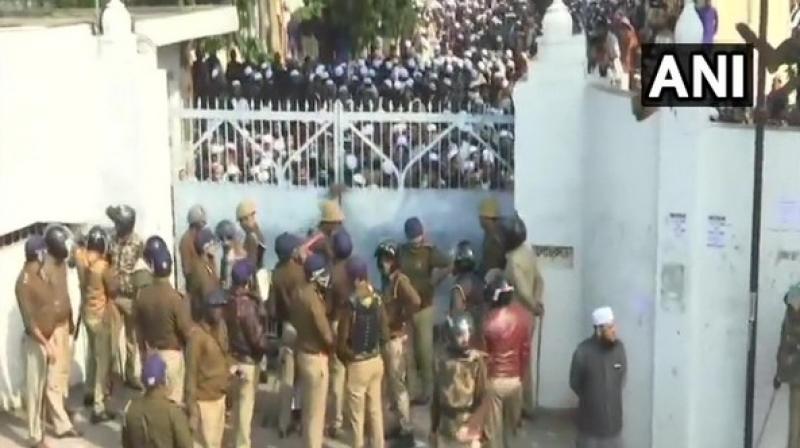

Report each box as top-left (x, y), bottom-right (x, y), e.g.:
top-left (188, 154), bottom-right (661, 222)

top-left (501, 212), bottom-right (544, 419)
top-left (449, 241), bottom-right (486, 349)
top-left (336, 256), bottom-right (389, 448)
top-left (135, 237), bottom-right (193, 405)
top-left (180, 205), bottom-right (207, 287)
top-left (316, 199), bottom-right (346, 262)
top-left (122, 354), bottom-right (193, 448)
top-left (76, 226), bottom-right (120, 423)
top-left (774, 283), bottom-right (800, 448)
top-left (431, 312), bottom-right (487, 448)
top-left (375, 240), bottom-right (421, 443)
top-left (398, 217), bottom-right (451, 405)
top-left (216, 219), bottom-right (247, 290)
top-left (292, 253), bottom-right (335, 448)
top-left (236, 199), bottom-right (266, 269)
top-left (16, 234), bottom-right (79, 447)
top-left (187, 228), bottom-right (222, 321)
top-left (186, 288), bottom-right (230, 448)
top-left (477, 198), bottom-right (506, 278)
top-left (326, 230), bottom-right (353, 438)
top-left (225, 259), bottom-right (269, 448)
top-left (482, 272), bottom-right (533, 448)
top-left (106, 204), bottom-right (145, 390)
top-left (269, 232), bottom-right (306, 437)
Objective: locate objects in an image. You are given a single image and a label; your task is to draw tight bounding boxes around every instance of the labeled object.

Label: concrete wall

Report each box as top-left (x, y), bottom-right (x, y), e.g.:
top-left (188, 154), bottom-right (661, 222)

top-left (515, 30), bottom-right (800, 445)
top-left (0, 23), bottom-right (173, 410)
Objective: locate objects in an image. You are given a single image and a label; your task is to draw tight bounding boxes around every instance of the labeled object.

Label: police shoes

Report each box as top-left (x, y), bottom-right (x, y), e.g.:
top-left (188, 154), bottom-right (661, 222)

top-left (91, 411), bottom-right (117, 424)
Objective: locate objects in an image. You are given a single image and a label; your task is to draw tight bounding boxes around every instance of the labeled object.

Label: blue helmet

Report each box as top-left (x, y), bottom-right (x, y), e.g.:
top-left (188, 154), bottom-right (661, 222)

top-left (143, 235), bottom-right (168, 264)
top-left (24, 235), bottom-right (47, 262)
top-left (231, 259), bottom-right (256, 286)
top-left (332, 230), bottom-right (353, 260)
top-left (275, 232), bottom-right (302, 262)
top-left (148, 245), bottom-right (173, 278)
top-left (194, 228), bottom-right (217, 254)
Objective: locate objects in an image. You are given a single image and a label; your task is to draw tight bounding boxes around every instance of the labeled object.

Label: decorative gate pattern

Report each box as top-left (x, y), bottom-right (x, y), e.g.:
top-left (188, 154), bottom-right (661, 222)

top-left (174, 101), bottom-right (515, 190)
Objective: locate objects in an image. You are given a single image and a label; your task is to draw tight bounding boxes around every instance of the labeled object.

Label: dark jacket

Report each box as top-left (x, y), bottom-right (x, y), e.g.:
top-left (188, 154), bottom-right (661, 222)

top-left (122, 387), bottom-right (193, 448)
top-left (134, 279), bottom-right (193, 351)
top-left (482, 301), bottom-right (533, 379)
top-left (569, 336), bottom-right (627, 438)
top-left (225, 290), bottom-right (268, 362)
top-left (336, 283), bottom-right (390, 363)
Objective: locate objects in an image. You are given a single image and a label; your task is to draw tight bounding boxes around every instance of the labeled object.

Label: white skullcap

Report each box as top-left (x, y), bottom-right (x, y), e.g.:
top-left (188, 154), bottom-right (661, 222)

top-left (210, 144), bottom-right (225, 155)
top-left (334, 66), bottom-right (344, 77)
top-left (362, 124), bottom-right (374, 137)
top-left (211, 68), bottom-right (220, 78)
top-left (482, 148), bottom-right (495, 163)
top-left (345, 154), bottom-right (358, 170)
top-left (382, 160), bottom-right (394, 175)
top-left (501, 79), bottom-right (509, 89)
top-left (253, 72), bottom-right (263, 81)
top-left (392, 123), bottom-right (408, 133)
top-left (273, 137), bottom-right (286, 153)
top-left (257, 170), bottom-right (271, 182)
top-left (429, 152), bottom-right (440, 162)
top-left (225, 142), bottom-right (237, 151)
top-left (232, 80), bottom-right (242, 87)
top-left (244, 66), bottom-right (253, 76)
top-left (427, 123), bottom-right (437, 132)
top-left (353, 172), bottom-right (367, 186)
top-left (396, 135), bottom-right (409, 147)
top-left (592, 307), bottom-right (614, 326)
top-left (315, 64), bottom-right (325, 75)
top-left (226, 164), bottom-right (241, 176)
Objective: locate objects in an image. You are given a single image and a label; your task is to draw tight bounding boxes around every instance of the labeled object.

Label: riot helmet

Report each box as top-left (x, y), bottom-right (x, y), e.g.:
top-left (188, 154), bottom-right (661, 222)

top-left (275, 232), bottom-right (303, 262)
top-left (86, 226), bottom-right (109, 255)
top-left (143, 235), bottom-right (168, 263)
top-left (215, 219), bottom-right (238, 244)
top-left (304, 253), bottom-right (331, 289)
top-left (187, 204), bottom-right (207, 228)
top-left (148, 244), bottom-right (173, 278)
top-left (485, 272), bottom-right (515, 307)
top-left (332, 230), bottom-right (353, 260)
top-left (44, 224), bottom-right (71, 261)
top-left (106, 204), bottom-right (137, 237)
top-left (453, 240), bottom-right (476, 273)
top-left (446, 311), bottom-right (474, 352)
top-left (501, 212), bottom-right (527, 252)
top-left (374, 239), bottom-right (399, 275)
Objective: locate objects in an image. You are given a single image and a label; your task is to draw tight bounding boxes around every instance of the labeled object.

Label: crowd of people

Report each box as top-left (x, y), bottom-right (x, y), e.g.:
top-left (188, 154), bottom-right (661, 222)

top-left (15, 199), bottom-right (628, 448)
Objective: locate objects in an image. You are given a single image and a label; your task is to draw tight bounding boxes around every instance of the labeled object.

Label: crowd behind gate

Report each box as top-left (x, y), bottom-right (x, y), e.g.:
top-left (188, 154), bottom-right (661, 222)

top-left (15, 197), bottom-right (628, 448)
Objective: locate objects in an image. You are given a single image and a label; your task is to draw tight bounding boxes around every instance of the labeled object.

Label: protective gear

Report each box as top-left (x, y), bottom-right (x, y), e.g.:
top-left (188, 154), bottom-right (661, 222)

top-left (446, 311), bottom-right (474, 351)
top-left (187, 204), bottom-right (207, 226)
top-left (348, 290), bottom-right (383, 357)
top-left (501, 212), bottom-right (527, 252)
top-left (236, 199), bottom-right (257, 220)
top-left (479, 197), bottom-right (500, 218)
top-left (106, 204), bottom-right (136, 237)
top-left (404, 217), bottom-right (424, 240)
top-left (304, 254), bottom-right (330, 289)
top-left (142, 354), bottom-right (167, 388)
top-left (148, 245), bottom-right (173, 278)
top-left (332, 230), bottom-right (353, 260)
top-left (485, 274), bottom-right (514, 307)
top-left (374, 240), bottom-right (399, 273)
top-left (86, 226), bottom-right (109, 255)
top-left (44, 224), bottom-right (70, 260)
top-left (231, 259), bottom-right (256, 287)
top-left (24, 235), bottom-right (48, 262)
top-left (275, 232), bottom-right (302, 262)
top-left (346, 256), bottom-right (369, 282)
top-left (215, 219), bottom-right (238, 243)
top-left (320, 200), bottom-right (345, 223)
top-left (194, 228), bottom-right (217, 255)
top-left (453, 240), bottom-right (476, 273)
top-left (143, 235), bottom-right (168, 263)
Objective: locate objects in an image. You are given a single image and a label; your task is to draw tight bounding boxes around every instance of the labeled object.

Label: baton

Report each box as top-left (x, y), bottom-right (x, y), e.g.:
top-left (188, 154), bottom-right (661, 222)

top-left (756, 386), bottom-right (779, 448)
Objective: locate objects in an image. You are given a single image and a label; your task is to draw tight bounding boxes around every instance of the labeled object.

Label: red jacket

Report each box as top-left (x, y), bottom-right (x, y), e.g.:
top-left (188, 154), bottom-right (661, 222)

top-left (482, 301), bottom-right (534, 379)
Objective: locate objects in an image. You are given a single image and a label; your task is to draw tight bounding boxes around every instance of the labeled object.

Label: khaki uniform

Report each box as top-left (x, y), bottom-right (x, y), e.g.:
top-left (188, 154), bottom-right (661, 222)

top-left (431, 349), bottom-right (487, 448)
top-left (450, 273), bottom-right (487, 350)
top-left (122, 387), bottom-right (194, 448)
top-left (16, 260), bottom-right (75, 442)
top-left (336, 284), bottom-right (390, 448)
top-left (479, 229), bottom-right (506, 278)
top-left (186, 322), bottom-right (230, 448)
top-left (381, 271), bottom-right (421, 431)
top-left (485, 378), bottom-right (522, 448)
top-left (290, 283), bottom-right (334, 448)
top-left (110, 233), bottom-right (145, 385)
top-left (269, 259), bottom-right (306, 432)
top-left (179, 228), bottom-right (201, 288)
top-left (398, 243), bottom-right (451, 399)
top-left (243, 226), bottom-right (266, 268)
top-left (187, 257), bottom-right (221, 322)
top-left (327, 258), bottom-right (351, 432)
top-left (504, 244), bottom-right (544, 415)
top-left (134, 278), bottom-right (194, 404)
top-left (76, 253), bottom-right (121, 414)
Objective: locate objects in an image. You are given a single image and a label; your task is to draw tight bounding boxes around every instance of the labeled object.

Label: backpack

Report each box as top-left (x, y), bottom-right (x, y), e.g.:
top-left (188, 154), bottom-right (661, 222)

top-left (348, 292), bottom-right (383, 357)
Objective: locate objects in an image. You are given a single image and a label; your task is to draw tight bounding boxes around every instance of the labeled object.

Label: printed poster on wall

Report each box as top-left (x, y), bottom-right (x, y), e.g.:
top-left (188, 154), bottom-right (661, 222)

top-left (707, 215), bottom-right (726, 249)
top-left (668, 213), bottom-right (687, 241)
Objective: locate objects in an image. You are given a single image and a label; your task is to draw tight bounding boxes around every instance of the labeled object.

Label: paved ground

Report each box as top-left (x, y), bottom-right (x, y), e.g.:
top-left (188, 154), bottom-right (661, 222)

top-left (0, 376), bottom-right (575, 448)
